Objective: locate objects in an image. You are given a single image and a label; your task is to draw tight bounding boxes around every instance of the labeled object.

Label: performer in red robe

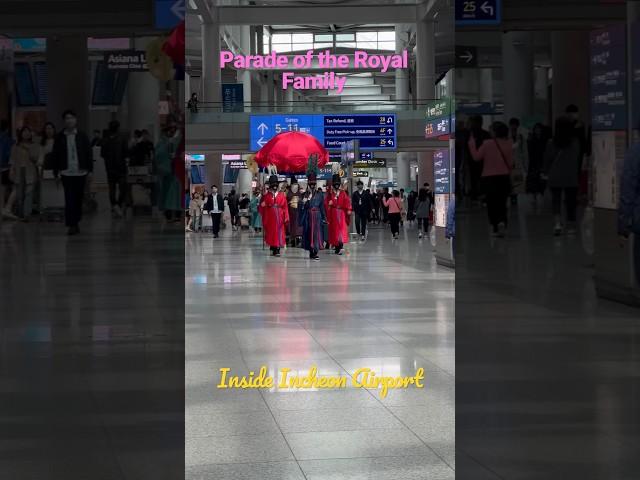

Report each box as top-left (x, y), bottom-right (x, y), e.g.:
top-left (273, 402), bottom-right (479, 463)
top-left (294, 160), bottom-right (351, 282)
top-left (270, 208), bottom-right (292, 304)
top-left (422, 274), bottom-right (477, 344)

top-left (259, 175), bottom-right (289, 256)
top-left (325, 174), bottom-right (352, 255)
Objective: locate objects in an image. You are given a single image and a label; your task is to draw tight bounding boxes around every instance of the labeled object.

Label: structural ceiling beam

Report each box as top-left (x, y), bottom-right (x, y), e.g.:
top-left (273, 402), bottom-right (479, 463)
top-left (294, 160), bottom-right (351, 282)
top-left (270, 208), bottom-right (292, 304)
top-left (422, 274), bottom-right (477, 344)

top-left (216, 5), bottom-right (419, 25)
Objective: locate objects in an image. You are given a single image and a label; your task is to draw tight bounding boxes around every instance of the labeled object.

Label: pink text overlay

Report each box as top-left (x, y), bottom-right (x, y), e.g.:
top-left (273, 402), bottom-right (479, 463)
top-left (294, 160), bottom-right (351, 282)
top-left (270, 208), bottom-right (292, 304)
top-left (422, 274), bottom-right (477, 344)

top-left (219, 49), bottom-right (408, 94)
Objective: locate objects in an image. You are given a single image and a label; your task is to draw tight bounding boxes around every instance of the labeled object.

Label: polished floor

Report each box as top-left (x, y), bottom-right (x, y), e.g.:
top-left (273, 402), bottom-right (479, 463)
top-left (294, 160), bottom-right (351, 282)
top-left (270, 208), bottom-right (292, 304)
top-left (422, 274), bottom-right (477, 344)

top-left (185, 223), bottom-right (455, 479)
top-left (456, 198), bottom-right (640, 480)
top-left (0, 212), bottom-right (185, 480)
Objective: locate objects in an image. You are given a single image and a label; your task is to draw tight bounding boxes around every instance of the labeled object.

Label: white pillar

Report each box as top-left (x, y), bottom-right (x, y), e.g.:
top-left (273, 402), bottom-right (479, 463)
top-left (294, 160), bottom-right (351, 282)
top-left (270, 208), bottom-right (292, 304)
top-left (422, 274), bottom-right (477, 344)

top-left (551, 31), bottom-right (589, 124)
top-left (237, 162), bottom-right (253, 195)
top-left (267, 72), bottom-right (275, 110)
top-left (396, 152), bottom-right (410, 191)
top-left (46, 36), bottom-right (89, 131)
top-left (502, 31), bottom-right (534, 122)
top-left (205, 153), bottom-right (222, 188)
top-left (415, 19), bottom-right (436, 102)
top-left (202, 22), bottom-right (221, 105)
top-left (479, 68), bottom-right (493, 103)
top-left (395, 24), bottom-right (410, 108)
top-left (387, 167), bottom-right (394, 183)
top-left (417, 151), bottom-right (433, 188)
top-left (240, 24), bottom-right (252, 112)
top-left (285, 87), bottom-right (294, 112)
top-left (128, 37), bottom-right (161, 140)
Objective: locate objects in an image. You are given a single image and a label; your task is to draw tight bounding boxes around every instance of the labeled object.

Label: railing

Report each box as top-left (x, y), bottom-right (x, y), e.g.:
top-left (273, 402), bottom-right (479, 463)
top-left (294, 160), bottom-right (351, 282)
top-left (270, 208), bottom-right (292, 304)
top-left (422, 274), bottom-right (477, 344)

top-left (186, 100), bottom-right (435, 122)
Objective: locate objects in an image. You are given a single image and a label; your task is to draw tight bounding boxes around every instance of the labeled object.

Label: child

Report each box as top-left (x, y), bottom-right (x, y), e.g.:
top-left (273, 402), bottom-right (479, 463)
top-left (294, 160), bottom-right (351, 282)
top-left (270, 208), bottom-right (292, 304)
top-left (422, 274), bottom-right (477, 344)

top-left (186, 192), bottom-right (203, 232)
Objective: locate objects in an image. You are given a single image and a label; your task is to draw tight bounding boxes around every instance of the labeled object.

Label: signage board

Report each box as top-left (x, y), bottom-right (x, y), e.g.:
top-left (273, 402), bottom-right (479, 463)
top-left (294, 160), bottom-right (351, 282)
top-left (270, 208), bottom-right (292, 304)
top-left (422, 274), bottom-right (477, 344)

top-left (590, 25), bottom-right (627, 131)
top-left (185, 154), bottom-right (205, 162)
top-left (433, 149), bottom-right (451, 194)
top-left (249, 113), bottom-right (396, 152)
top-left (227, 160), bottom-right (247, 169)
top-left (359, 152), bottom-right (374, 161)
top-left (426, 98), bottom-right (451, 121)
top-left (353, 159), bottom-right (387, 168)
top-left (456, 102), bottom-right (494, 115)
top-left (155, 0), bottom-right (185, 29)
top-left (104, 50), bottom-right (148, 71)
top-left (425, 117), bottom-right (451, 139)
top-left (222, 83), bottom-right (244, 112)
top-left (352, 170), bottom-right (369, 178)
top-left (455, 46), bottom-right (477, 67)
top-left (632, 22), bottom-right (640, 130)
top-left (455, 0), bottom-right (501, 26)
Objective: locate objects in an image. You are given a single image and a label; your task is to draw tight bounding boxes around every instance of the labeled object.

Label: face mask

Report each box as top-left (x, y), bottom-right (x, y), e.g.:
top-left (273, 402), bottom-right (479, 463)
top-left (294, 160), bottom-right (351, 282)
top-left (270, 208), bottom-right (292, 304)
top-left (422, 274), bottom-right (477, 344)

top-left (333, 184), bottom-right (340, 190)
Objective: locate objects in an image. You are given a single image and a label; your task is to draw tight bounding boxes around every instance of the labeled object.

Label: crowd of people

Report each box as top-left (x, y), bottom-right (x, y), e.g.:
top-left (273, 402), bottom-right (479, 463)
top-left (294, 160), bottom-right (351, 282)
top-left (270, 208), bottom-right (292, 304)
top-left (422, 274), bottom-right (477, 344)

top-left (456, 104), bottom-right (589, 237)
top-left (185, 173), bottom-right (436, 260)
top-left (0, 112), bottom-right (184, 235)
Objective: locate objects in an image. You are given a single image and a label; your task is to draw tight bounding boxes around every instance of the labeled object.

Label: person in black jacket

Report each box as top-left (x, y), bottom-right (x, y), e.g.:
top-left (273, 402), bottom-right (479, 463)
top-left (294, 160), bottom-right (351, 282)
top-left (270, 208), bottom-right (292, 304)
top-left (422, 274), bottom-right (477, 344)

top-left (52, 110), bottom-right (93, 235)
top-left (204, 184), bottom-right (224, 238)
top-left (351, 180), bottom-right (371, 241)
top-left (100, 120), bottom-right (129, 218)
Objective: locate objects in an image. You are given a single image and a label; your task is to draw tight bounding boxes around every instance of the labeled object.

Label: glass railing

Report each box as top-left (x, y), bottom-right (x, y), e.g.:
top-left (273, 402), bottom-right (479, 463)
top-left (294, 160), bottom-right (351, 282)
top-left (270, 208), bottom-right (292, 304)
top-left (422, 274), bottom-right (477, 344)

top-left (186, 100), bottom-right (433, 123)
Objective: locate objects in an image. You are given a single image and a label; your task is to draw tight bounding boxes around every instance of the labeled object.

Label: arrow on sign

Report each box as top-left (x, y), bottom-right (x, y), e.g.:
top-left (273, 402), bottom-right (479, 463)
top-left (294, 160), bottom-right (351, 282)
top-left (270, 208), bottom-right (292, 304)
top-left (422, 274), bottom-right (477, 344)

top-left (171, 0), bottom-right (185, 20)
top-left (257, 137), bottom-right (267, 147)
top-left (460, 50), bottom-right (474, 63)
top-left (257, 122), bottom-right (268, 135)
top-left (387, 128), bottom-right (392, 134)
top-left (481, 1), bottom-right (494, 15)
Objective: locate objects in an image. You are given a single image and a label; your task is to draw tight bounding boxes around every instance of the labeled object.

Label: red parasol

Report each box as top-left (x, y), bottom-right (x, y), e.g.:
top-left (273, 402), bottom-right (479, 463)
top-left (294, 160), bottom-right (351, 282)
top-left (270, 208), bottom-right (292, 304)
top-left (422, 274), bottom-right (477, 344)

top-left (254, 131), bottom-right (329, 173)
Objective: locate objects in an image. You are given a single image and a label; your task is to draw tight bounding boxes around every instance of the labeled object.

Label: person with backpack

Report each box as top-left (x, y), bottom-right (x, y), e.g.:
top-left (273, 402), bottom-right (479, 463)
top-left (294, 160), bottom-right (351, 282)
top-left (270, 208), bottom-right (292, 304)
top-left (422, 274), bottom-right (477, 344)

top-left (542, 116), bottom-right (582, 236)
top-left (415, 188), bottom-right (431, 239)
top-left (468, 121), bottom-right (514, 237)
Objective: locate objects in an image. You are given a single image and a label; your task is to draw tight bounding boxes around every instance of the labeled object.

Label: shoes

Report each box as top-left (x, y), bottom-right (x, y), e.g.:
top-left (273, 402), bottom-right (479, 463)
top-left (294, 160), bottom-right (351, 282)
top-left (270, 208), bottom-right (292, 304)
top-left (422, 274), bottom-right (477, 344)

top-left (67, 225), bottom-right (79, 236)
top-left (360, 235), bottom-right (365, 241)
top-left (186, 227), bottom-right (194, 232)
top-left (312, 256), bottom-right (320, 261)
top-left (497, 222), bottom-right (506, 238)
top-left (418, 232), bottom-right (423, 239)
top-left (112, 205), bottom-right (123, 218)
top-left (2, 208), bottom-right (18, 220)
top-left (336, 249), bottom-right (344, 255)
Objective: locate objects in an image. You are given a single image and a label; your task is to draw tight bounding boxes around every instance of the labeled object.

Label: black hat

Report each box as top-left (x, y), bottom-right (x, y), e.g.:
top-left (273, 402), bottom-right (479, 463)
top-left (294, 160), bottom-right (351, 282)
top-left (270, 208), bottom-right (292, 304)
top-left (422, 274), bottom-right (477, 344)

top-left (332, 174), bottom-right (341, 185)
top-left (290, 174), bottom-right (298, 185)
top-left (307, 173), bottom-right (317, 183)
top-left (268, 175), bottom-right (279, 186)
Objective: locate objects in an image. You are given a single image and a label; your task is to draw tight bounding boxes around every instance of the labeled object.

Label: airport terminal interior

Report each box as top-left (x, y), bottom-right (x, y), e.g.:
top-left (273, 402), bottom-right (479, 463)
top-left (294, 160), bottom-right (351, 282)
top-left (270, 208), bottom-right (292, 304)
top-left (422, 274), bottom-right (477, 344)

top-left (1, 0), bottom-right (640, 479)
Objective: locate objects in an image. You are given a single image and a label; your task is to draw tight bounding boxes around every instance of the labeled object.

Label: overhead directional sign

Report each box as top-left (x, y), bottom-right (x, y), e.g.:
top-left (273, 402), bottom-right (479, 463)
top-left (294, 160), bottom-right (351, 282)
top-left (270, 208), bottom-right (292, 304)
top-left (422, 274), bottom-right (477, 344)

top-left (249, 114), bottom-right (397, 152)
top-left (455, 0), bottom-right (501, 26)
top-left (352, 170), bottom-right (369, 178)
top-left (455, 46), bottom-right (477, 67)
top-left (353, 159), bottom-right (386, 169)
top-left (155, 0), bottom-right (185, 29)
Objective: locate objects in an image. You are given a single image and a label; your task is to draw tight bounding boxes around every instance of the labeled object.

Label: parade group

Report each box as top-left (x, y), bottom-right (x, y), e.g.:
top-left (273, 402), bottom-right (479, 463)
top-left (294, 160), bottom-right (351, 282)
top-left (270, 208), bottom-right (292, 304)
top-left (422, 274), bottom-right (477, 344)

top-left (187, 169), bottom-right (435, 261)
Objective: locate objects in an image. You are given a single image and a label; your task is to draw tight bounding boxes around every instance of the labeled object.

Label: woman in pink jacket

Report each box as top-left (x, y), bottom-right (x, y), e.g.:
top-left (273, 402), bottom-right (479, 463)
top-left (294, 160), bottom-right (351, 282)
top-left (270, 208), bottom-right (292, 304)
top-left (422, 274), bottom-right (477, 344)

top-left (383, 189), bottom-right (404, 239)
top-left (468, 121), bottom-right (514, 237)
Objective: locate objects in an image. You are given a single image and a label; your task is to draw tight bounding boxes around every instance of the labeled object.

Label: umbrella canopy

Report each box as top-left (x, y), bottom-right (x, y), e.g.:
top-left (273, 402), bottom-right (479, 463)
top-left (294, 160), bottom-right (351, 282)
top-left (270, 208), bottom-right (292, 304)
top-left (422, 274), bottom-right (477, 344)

top-left (254, 131), bottom-right (329, 173)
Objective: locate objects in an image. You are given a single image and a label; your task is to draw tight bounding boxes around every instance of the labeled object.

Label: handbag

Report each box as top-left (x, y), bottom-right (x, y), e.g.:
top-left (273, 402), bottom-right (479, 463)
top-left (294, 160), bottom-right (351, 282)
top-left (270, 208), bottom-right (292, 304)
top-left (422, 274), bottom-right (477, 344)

top-left (493, 139), bottom-right (513, 191)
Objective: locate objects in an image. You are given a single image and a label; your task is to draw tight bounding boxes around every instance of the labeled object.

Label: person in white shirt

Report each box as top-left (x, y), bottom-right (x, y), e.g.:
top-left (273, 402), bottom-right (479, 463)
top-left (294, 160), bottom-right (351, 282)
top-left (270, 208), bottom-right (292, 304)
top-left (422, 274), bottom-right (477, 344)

top-left (52, 110), bottom-right (93, 235)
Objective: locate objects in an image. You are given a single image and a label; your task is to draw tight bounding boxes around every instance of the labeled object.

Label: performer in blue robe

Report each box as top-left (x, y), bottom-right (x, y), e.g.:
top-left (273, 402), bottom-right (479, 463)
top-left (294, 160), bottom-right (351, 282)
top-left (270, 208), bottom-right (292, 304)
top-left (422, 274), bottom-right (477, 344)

top-left (298, 173), bottom-right (326, 261)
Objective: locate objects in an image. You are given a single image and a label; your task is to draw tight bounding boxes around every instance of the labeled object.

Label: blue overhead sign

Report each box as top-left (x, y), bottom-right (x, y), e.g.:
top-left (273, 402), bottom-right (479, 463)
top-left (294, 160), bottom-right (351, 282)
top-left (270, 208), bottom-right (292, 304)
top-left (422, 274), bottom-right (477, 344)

top-left (155, 0), bottom-right (185, 29)
top-left (433, 149), bottom-right (451, 194)
top-left (455, 0), bottom-right (501, 26)
top-left (249, 114), bottom-right (397, 152)
top-left (590, 25), bottom-right (627, 131)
